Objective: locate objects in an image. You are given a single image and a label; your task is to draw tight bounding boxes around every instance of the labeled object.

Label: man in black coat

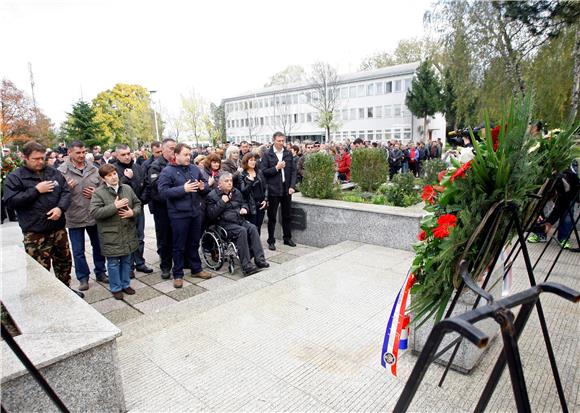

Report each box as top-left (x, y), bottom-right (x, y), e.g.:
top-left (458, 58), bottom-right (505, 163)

top-left (261, 131), bottom-right (297, 251)
top-left (206, 173), bottom-right (269, 276)
top-left (114, 144), bottom-right (153, 275)
top-left (4, 141), bottom-right (82, 296)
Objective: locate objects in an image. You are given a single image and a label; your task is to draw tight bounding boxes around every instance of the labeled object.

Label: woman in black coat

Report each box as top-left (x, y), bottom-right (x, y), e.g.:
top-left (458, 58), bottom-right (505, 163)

top-left (239, 152), bottom-right (268, 235)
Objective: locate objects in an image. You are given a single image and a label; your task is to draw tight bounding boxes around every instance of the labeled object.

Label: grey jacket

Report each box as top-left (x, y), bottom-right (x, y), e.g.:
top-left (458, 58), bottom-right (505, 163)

top-left (89, 184), bottom-right (141, 257)
top-left (58, 161), bottom-right (101, 228)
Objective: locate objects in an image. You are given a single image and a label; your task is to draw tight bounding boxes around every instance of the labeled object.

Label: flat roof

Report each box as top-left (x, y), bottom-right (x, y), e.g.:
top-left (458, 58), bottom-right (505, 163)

top-left (222, 62), bottom-right (420, 103)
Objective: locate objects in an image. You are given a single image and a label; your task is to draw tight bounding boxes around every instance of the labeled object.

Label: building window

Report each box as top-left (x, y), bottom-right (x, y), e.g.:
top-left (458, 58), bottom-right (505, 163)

top-left (307, 113), bottom-right (312, 122)
top-left (404, 128), bottom-right (411, 140)
top-left (385, 130), bottom-right (392, 140)
top-left (349, 86), bottom-right (356, 98)
top-left (335, 110), bottom-right (341, 121)
top-left (394, 129), bottom-right (402, 140)
top-left (294, 114), bottom-right (298, 123)
top-left (350, 131), bottom-right (357, 138)
top-left (292, 94), bottom-right (298, 104)
top-left (376, 82), bottom-right (384, 95)
top-left (350, 108), bottom-right (356, 119)
top-left (402, 106), bottom-right (411, 117)
top-left (357, 84), bottom-right (365, 97)
top-left (341, 87), bottom-right (348, 98)
top-left (367, 130), bottom-right (374, 140)
top-left (358, 130), bottom-right (365, 139)
top-left (342, 131), bottom-right (348, 138)
top-left (367, 83), bottom-right (375, 96)
top-left (405, 78), bottom-right (412, 91)
top-left (342, 109), bottom-right (348, 120)
top-left (299, 93), bottom-right (306, 104)
top-left (244, 101), bottom-right (248, 110)
top-left (394, 80), bottom-right (402, 92)
top-left (300, 113), bottom-right (305, 123)
top-left (313, 112), bottom-right (320, 122)
top-left (358, 108), bottom-right (365, 119)
top-left (376, 130), bottom-right (383, 140)
top-left (394, 105), bottom-right (401, 117)
top-left (385, 81), bottom-right (392, 93)
top-left (384, 105), bottom-right (392, 117)
top-left (375, 106), bottom-right (382, 118)
top-left (306, 92), bottom-right (312, 103)
top-left (367, 107), bottom-right (373, 118)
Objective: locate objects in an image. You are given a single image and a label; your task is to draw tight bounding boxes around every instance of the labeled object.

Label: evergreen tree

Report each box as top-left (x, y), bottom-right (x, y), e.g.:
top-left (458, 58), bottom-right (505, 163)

top-left (405, 61), bottom-right (443, 140)
top-left (63, 100), bottom-right (104, 148)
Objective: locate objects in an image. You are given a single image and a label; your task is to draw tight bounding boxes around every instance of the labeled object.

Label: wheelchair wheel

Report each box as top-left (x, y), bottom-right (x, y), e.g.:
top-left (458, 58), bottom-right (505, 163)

top-left (200, 231), bottom-right (224, 271)
top-left (225, 242), bottom-right (238, 274)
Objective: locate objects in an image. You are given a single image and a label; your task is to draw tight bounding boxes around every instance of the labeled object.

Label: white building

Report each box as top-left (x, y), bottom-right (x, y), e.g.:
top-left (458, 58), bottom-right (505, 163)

top-left (222, 62), bottom-right (446, 144)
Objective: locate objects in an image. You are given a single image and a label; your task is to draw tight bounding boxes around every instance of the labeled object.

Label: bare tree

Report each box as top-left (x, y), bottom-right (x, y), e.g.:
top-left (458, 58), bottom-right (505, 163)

top-left (242, 97), bottom-right (263, 142)
top-left (309, 62), bottom-right (341, 142)
top-left (181, 89), bottom-right (207, 146)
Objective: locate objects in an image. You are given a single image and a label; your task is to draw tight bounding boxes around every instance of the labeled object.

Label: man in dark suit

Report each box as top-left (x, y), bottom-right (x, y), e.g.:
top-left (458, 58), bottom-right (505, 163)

top-left (261, 131), bottom-right (297, 251)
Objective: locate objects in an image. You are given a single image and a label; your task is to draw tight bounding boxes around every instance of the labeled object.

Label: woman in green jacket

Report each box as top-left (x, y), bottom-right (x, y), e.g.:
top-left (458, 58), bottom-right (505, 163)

top-left (90, 164), bottom-right (142, 300)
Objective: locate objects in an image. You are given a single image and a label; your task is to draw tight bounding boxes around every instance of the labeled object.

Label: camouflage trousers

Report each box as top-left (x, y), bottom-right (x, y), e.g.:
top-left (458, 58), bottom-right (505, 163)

top-left (23, 229), bottom-right (72, 287)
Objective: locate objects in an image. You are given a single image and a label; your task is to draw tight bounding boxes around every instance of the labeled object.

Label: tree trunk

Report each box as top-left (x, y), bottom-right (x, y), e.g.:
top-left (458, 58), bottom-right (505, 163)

top-left (424, 116), bottom-right (428, 141)
top-left (570, 25), bottom-right (580, 123)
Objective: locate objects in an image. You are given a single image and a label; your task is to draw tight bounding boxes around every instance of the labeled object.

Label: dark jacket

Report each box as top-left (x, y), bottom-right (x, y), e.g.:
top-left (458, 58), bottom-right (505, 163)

top-left (115, 159), bottom-right (145, 200)
top-left (206, 187), bottom-right (248, 225)
top-left (90, 184), bottom-right (141, 257)
top-left (261, 147), bottom-right (297, 196)
top-left (4, 165), bottom-right (70, 233)
top-left (239, 169), bottom-right (268, 215)
top-left (157, 164), bottom-right (207, 219)
top-left (144, 156), bottom-right (171, 205)
top-left (547, 167), bottom-right (580, 225)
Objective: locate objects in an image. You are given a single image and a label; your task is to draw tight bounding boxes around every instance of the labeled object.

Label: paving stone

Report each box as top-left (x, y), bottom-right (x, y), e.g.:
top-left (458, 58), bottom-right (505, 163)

top-left (133, 295), bottom-right (178, 314)
top-left (197, 275), bottom-right (237, 291)
top-left (104, 306), bottom-right (142, 325)
top-left (130, 279), bottom-right (147, 290)
top-left (285, 246), bottom-right (317, 257)
top-left (137, 272), bottom-right (166, 286)
top-left (123, 285), bottom-right (162, 305)
top-left (167, 284), bottom-right (207, 301)
top-left (268, 253), bottom-right (296, 264)
top-left (91, 297), bottom-right (129, 314)
top-left (151, 279), bottom-right (191, 293)
top-left (78, 281), bottom-right (113, 304)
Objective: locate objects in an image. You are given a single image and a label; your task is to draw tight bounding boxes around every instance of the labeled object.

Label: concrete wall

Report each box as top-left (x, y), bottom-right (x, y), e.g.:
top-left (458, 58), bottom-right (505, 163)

top-left (275, 193), bottom-right (423, 251)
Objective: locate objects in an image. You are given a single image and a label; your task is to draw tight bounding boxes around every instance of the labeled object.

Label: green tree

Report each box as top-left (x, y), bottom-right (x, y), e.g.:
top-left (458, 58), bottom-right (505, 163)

top-left (360, 38), bottom-right (440, 71)
top-left (92, 84), bottom-right (158, 147)
top-left (405, 61), bottom-right (444, 140)
top-left (210, 103), bottom-right (226, 144)
top-left (264, 65), bottom-right (306, 87)
top-left (63, 100), bottom-right (104, 148)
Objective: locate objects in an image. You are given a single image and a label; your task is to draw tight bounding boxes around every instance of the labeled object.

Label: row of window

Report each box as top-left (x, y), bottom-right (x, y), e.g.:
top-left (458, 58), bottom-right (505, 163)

top-left (226, 104), bottom-right (412, 129)
top-left (225, 78), bottom-right (413, 114)
top-left (228, 128), bottom-right (413, 144)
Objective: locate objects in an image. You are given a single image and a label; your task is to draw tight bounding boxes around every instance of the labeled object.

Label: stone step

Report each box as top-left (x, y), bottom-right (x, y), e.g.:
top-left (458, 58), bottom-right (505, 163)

top-left (118, 240), bottom-right (366, 344)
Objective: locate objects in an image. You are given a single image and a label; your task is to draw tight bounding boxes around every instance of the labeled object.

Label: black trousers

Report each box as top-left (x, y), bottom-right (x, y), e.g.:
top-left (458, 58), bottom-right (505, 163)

top-left (247, 207), bottom-right (266, 236)
top-left (152, 203), bottom-right (173, 271)
top-left (170, 215), bottom-right (203, 278)
top-left (223, 221), bottom-right (265, 270)
top-left (267, 194), bottom-right (292, 244)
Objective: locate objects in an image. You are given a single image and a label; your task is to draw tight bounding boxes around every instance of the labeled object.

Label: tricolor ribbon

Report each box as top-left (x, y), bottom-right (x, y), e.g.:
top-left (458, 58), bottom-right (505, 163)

top-left (381, 270), bottom-right (416, 376)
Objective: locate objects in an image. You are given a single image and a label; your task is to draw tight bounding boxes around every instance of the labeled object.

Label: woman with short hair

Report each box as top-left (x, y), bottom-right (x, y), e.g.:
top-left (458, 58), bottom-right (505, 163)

top-left (239, 152), bottom-right (268, 235)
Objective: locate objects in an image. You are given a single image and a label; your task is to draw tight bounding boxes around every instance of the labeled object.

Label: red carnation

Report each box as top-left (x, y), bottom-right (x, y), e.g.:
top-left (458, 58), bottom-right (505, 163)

top-left (450, 161), bottom-right (472, 183)
top-left (421, 185), bottom-right (437, 204)
top-left (418, 230), bottom-right (427, 241)
top-left (438, 169), bottom-right (448, 183)
top-left (433, 214), bottom-right (457, 239)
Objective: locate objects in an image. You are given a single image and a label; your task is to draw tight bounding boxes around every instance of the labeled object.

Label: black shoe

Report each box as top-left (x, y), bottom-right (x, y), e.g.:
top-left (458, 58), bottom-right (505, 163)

top-left (96, 273), bottom-right (109, 283)
top-left (243, 265), bottom-right (261, 276)
top-left (136, 265), bottom-right (153, 274)
top-left (268, 243), bottom-right (276, 251)
top-left (284, 240), bottom-right (297, 247)
top-left (71, 288), bottom-right (85, 299)
top-left (256, 260), bottom-right (270, 268)
top-left (161, 270), bottom-right (171, 279)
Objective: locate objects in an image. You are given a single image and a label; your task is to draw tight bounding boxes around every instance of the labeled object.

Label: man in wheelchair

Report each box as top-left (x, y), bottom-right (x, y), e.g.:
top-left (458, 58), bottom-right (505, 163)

top-left (206, 173), bottom-right (270, 276)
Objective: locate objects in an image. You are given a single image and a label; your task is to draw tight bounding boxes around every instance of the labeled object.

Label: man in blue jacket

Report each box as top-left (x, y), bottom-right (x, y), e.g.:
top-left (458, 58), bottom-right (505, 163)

top-left (261, 131), bottom-right (297, 251)
top-left (158, 143), bottom-right (211, 288)
top-left (4, 141), bottom-right (83, 297)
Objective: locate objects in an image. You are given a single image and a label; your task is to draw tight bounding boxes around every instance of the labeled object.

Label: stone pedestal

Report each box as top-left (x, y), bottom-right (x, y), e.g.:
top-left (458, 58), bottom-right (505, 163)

top-left (409, 280), bottom-right (502, 373)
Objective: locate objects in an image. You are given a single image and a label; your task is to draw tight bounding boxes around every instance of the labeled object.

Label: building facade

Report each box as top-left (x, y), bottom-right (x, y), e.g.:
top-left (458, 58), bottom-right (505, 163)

top-left (222, 62), bottom-right (446, 144)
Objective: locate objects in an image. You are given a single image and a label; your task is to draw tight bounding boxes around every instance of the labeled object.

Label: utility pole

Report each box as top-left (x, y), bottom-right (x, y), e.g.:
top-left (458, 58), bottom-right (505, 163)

top-left (28, 62), bottom-right (38, 122)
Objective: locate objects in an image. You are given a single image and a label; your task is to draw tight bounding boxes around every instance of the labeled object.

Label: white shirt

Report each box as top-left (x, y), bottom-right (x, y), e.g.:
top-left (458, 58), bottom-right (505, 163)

top-left (274, 147), bottom-right (285, 183)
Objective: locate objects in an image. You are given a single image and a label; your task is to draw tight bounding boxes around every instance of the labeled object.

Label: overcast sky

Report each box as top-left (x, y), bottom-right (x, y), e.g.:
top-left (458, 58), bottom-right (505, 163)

top-left (1, 0), bottom-right (430, 126)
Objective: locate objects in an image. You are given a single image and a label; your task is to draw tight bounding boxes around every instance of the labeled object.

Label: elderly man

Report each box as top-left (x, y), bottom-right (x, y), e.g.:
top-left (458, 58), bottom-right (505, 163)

top-left (58, 140), bottom-right (108, 291)
top-left (4, 141), bottom-right (83, 297)
top-left (206, 173), bottom-right (269, 276)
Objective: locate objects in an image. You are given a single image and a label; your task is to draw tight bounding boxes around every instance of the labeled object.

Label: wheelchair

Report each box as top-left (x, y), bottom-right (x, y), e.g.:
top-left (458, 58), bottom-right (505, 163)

top-left (200, 225), bottom-right (239, 274)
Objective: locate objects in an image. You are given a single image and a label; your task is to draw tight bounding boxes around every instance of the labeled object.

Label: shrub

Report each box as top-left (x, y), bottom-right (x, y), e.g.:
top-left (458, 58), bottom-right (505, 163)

top-left (299, 152), bottom-right (336, 199)
top-left (385, 172), bottom-right (422, 207)
top-left (350, 148), bottom-right (388, 191)
top-left (421, 158), bottom-right (447, 185)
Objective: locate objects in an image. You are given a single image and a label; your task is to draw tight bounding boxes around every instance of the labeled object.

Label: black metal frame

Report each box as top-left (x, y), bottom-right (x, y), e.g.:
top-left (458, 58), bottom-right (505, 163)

top-left (1, 323), bottom-right (69, 412)
top-left (394, 279), bottom-right (580, 413)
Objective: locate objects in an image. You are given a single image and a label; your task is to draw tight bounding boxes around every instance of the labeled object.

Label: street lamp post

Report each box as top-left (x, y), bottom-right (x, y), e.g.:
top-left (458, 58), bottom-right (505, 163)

top-left (149, 90), bottom-right (160, 141)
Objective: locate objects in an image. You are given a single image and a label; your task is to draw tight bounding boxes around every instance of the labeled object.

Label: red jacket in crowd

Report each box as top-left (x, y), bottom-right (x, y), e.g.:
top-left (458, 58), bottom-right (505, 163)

top-left (337, 152), bottom-right (351, 180)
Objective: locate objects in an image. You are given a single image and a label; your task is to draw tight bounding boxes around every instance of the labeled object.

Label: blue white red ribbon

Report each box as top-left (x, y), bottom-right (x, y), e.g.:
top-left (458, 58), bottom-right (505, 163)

top-left (381, 270), bottom-right (416, 376)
